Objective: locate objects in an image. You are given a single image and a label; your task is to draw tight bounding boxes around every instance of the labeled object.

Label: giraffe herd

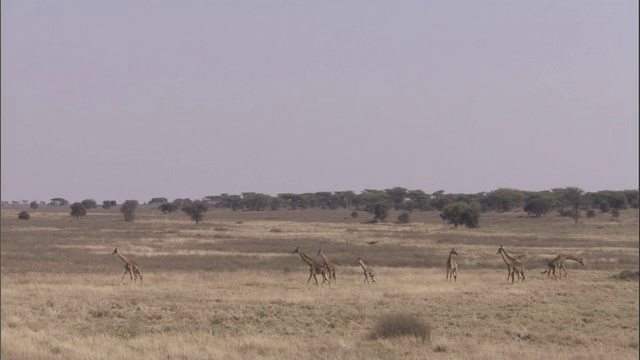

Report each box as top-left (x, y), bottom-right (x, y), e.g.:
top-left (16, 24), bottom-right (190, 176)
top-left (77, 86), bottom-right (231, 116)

top-left (111, 245), bottom-right (585, 287)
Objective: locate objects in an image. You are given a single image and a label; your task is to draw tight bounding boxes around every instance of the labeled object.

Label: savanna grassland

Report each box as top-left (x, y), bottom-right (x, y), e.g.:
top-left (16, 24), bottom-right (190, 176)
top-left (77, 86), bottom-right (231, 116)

top-left (1, 206), bottom-right (638, 360)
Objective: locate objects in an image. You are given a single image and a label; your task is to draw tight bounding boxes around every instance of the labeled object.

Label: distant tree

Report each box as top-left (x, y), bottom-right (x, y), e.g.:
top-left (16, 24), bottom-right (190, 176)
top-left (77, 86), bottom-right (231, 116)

top-left (242, 193), bottom-right (272, 211)
top-left (372, 202), bottom-right (391, 222)
top-left (440, 202), bottom-right (480, 228)
top-left (610, 208), bottom-right (620, 222)
top-left (81, 199), bottom-right (98, 209)
top-left (159, 202), bottom-right (179, 214)
top-left (523, 196), bottom-right (554, 217)
top-left (269, 197), bottom-right (283, 210)
top-left (18, 211), bottom-right (30, 220)
top-left (385, 187), bottom-right (409, 210)
top-left (359, 191), bottom-right (391, 215)
top-left (149, 197), bottom-right (168, 205)
top-left (598, 200), bottom-right (610, 213)
top-left (181, 200), bottom-right (209, 224)
top-left (407, 190), bottom-right (430, 211)
top-left (608, 193), bottom-right (628, 210)
top-left (623, 190), bottom-right (639, 208)
top-left (480, 189), bottom-right (526, 212)
top-left (102, 200), bottom-right (117, 209)
top-left (120, 200), bottom-right (138, 222)
top-left (430, 192), bottom-right (453, 211)
top-left (397, 212), bottom-right (411, 224)
top-left (30, 201), bottom-right (39, 211)
top-left (334, 191), bottom-right (357, 209)
top-left (49, 198), bottom-right (69, 206)
top-left (70, 203), bottom-right (87, 219)
top-left (278, 193), bottom-right (303, 210)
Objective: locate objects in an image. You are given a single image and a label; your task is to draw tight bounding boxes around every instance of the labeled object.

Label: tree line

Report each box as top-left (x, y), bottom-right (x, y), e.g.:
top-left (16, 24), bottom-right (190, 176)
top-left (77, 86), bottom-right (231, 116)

top-left (12, 187), bottom-right (639, 228)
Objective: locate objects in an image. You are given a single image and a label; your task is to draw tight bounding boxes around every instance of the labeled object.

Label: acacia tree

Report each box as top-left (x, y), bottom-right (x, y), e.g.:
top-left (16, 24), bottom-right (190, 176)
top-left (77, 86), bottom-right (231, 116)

top-left (30, 201), bottom-right (39, 210)
top-left (49, 198), bottom-right (69, 206)
top-left (70, 203), bottom-right (87, 219)
top-left (159, 202), bottom-right (179, 214)
top-left (81, 199), bottom-right (98, 209)
top-left (120, 200), bottom-right (138, 222)
top-left (440, 202), bottom-right (480, 228)
top-left (523, 196), bottom-right (554, 217)
top-left (181, 200), bottom-right (209, 224)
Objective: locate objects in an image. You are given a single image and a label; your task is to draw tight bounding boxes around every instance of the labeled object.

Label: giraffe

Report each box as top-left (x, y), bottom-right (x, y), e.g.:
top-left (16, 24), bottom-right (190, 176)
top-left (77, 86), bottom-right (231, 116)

top-left (317, 249), bottom-right (337, 284)
top-left (112, 248), bottom-right (143, 286)
top-left (541, 254), bottom-right (584, 280)
top-left (497, 246), bottom-right (525, 284)
top-left (356, 257), bottom-right (377, 284)
top-left (292, 247), bottom-right (330, 288)
top-left (446, 248), bottom-right (458, 282)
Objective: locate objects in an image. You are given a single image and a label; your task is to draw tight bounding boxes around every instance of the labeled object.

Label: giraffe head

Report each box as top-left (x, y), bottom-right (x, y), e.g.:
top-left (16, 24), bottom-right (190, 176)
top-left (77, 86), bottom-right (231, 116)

top-left (450, 248), bottom-right (458, 256)
top-left (356, 257), bottom-right (363, 265)
top-left (112, 248), bottom-right (119, 255)
top-left (292, 247), bottom-right (300, 254)
top-left (317, 249), bottom-right (324, 256)
top-left (497, 246), bottom-right (505, 255)
top-left (577, 257), bottom-right (584, 266)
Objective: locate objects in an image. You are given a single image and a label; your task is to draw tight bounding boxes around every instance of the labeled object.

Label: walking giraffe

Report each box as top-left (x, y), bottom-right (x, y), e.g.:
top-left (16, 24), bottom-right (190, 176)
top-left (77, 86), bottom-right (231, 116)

top-left (356, 257), bottom-right (377, 284)
top-left (317, 249), bottom-right (337, 284)
top-left (541, 254), bottom-right (584, 280)
top-left (112, 248), bottom-right (143, 286)
top-left (292, 247), bottom-right (330, 288)
top-left (497, 246), bottom-right (525, 284)
top-left (446, 248), bottom-right (458, 282)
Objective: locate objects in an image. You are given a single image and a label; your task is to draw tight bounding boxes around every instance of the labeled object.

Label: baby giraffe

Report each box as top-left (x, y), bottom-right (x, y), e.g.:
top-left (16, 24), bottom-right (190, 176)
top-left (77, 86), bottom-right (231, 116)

top-left (357, 257), bottom-right (377, 284)
top-left (112, 248), bottom-right (143, 286)
top-left (446, 248), bottom-right (458, 282)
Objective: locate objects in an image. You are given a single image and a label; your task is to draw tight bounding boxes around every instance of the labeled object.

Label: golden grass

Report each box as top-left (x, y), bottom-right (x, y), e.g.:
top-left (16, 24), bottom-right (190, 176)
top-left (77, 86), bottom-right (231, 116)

top-left (1, 206), bottom-right (638, 359)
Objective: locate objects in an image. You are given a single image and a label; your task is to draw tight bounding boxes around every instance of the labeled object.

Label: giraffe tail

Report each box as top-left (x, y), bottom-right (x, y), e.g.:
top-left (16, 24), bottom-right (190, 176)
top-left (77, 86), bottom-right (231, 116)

top-left (541, 269), bottom-right (548, 274)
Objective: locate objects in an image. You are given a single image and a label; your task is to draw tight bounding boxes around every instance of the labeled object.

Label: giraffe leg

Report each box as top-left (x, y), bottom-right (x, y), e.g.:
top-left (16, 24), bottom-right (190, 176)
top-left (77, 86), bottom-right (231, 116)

top-left (305, 273), bottom-right (314, 288)
top-left (453, 269), bottom-right (457, 282)
top-left (121, 268), bottom-right (130, 286)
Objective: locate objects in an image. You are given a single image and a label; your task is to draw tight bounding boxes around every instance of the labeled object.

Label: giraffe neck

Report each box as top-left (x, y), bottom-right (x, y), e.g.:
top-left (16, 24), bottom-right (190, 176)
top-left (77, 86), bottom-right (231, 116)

top-left (500, 251), bottom-right (517, 266)
top-left (448, 253), bottom-right (455, 265)
top-left (117, 252), bottom-right (134, 266)
top-left (359, 261), bottom-right (369, 271)
top-left (299, 251), bottom-right (318, 267)
top-left (319, 253), bottom-right (330, 264)
top-left (564, 255), bottom-right (581, 262)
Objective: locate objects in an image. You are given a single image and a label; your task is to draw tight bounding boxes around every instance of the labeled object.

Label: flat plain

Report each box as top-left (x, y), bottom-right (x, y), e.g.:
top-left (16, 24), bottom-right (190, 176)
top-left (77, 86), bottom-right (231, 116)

top-left (1, 206), bottom-right (638, 359)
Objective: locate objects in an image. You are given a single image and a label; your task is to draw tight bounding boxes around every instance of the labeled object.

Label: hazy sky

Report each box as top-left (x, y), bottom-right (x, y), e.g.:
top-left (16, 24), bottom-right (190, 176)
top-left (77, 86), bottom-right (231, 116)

top-left (2, 1), bottom-right (638, 203)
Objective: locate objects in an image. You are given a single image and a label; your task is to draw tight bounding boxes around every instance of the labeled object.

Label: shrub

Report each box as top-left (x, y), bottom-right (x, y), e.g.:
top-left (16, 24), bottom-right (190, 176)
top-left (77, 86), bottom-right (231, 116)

top-left (120, 200), bottom-right (139, 222)
top-left (181, 200), bottom-right (209, 224)
top-left (440, 202), bottom-right (480, 228)
top-left (18, 211), bottom-right (30, 220)
top-left (351, 211), bottom-right (359, 219)
top-left (397, 212), bottom-right (411, 224)
top-left (368, 313), bottom-right (431, 343)
top-left (70, 203), bottom-right (87, 218)
top-left (372, 202), bottom-right (391, 222)
top-left (159, 202), bottom-right (179, 214)
top-left (586, 209), bottom-right (596, 218)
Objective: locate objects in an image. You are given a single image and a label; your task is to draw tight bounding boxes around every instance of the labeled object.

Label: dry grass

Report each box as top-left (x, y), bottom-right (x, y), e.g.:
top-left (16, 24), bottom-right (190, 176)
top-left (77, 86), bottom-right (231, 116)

top-left (1, 206), bottom-right (638, 359)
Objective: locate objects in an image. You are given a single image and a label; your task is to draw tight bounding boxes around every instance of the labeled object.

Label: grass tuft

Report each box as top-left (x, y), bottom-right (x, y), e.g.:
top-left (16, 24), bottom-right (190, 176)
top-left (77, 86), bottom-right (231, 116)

top-left (368, 313), bottom-right (431, 343)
